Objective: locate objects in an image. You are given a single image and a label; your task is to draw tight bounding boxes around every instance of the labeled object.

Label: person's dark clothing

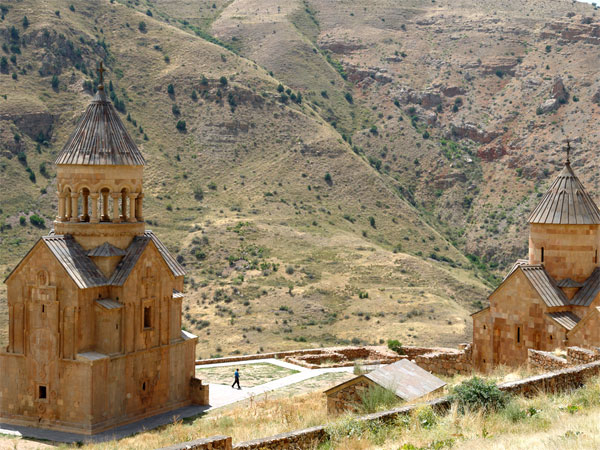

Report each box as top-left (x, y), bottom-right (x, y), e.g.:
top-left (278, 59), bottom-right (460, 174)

top-left (232, 369), bottom-right (240, 389)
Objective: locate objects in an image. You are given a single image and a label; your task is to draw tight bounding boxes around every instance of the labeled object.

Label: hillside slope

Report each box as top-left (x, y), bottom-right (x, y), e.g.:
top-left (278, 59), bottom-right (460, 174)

top-left (0, 0), bottom-right (495, 356)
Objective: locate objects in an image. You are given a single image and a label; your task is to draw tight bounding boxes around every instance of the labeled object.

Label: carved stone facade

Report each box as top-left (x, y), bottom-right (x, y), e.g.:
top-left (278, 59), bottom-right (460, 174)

top-left (0, 80), bottom-right (206, 434)
top-left (473, 158), bottom-right (600, 371)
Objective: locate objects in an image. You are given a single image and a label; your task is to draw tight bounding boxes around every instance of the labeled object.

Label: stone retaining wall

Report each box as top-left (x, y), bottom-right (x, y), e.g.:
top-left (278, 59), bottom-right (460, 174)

top-left (157, 436), bottom-right (232, 450)
top-left (567, 346), bottom-right (600, 365)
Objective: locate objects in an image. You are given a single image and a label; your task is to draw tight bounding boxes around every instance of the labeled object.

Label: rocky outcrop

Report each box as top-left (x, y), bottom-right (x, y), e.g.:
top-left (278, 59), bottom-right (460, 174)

top-left (537, 76), bottom-right (568, 114)
top-left (449, 123), bottom-right (499, 144)
top-left (481, 57), bottom-right (520, 76)
top-left (344, 64), bottom-right (392, 84)
top-left (0, 110), bottom-right (55, 142)
top-left (441, 85), bottom-right (466, 97)
top-left (478, 144), bottom-right (508, 162)
top-left (395, 87), bottom-right (441, 108)
top-left (434, 172), bottom-right (467, 189)
top-left (541, 19), bottom-right (600, 45)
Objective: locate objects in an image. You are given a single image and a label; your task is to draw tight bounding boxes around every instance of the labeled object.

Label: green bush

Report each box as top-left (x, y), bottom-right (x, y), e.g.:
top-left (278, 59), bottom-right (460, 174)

top-left (167, 83), bottom-right (175, 95)
top-left (175, 119), bottom-right (186, 131)
top-left (19, 216), bottom-right (26, 226)
top-left (138, 21), bottom-right (147, 32)
top-left (29, 214), bottom-right (45, 228)
top-left (450, 377), bottom-right (507, 413)
top-left (387, 339), bottom-right (404, 355)
top-left (219, 76), bottom-right (228, 86)
top-left (324, 172), bottom-right (332, 184)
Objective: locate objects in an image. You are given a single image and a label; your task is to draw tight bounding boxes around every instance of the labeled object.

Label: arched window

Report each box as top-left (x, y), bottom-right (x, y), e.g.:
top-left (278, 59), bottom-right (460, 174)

top-left (81, 188), bottom-right (90, 222)
top-left (541, 247), bottom-right (544, 263)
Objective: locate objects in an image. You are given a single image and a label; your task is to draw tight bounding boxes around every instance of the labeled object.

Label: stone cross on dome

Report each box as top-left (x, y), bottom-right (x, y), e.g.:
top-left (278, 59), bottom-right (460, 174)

top-left (97, 61), bottom-right (105, 89)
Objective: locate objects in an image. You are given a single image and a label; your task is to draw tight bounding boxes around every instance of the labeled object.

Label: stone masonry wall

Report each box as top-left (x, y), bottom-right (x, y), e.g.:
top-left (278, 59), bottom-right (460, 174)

top-left (412, 344), bottom-right (473, 376)
top-left (157, 436), bottom-right (232, 450)
top-left (190, 377), bottom-right (210, 405)
top-left (527, 349), bottom-right (570, 371)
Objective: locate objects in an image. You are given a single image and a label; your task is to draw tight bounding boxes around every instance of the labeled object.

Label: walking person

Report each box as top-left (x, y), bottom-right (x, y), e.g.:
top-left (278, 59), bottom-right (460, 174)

top-left (232, 368), bottom-right (241, 389)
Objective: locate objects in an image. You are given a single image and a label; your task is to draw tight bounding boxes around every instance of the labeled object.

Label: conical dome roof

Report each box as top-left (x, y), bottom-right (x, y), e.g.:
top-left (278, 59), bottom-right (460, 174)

top-left (528, 162), bottom-right (600, 224)
top-left (55, 88), bottom-right (145, 166)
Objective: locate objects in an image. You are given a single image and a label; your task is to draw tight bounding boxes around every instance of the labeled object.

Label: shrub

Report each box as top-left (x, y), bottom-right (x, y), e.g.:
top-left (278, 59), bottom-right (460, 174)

top-left (324, 172), bottom-right (332, 184)
top-left (359, 384), bottom-right (398, 413)
top-left (277, 83), bottom-right (284, 93)
top-left (138, 21), bottom-right (147, 32)
top-left (0, 57), bottom-right (7, 73)
top-left (19, 216), bottom-right (26, 226)
top-left (344, 92), bottom-right (353, 103)
top-left (219, 76), bottom-right (228, 86)
top-left (69, 4), bottom-right (75, 11)
top-left (29, 214), bottom-right (45, 228)
top-left (358, 291), bottom-right (368, 299)
top-left (414, 405), bottom-right (437, 429)
top-left (285, 265), bottom-right (294, 275)
top-left (167, 83), bottom-right (175, 95)
top-left (191, 90), bottom-right (198, 100)
top-left (369, 216), bottom-right (376, 228)
top-left (193, 185), bottom-right (204, 201)
top-left (387, 339), bottom-right (404, 354)
top-left (171, 104), bottom-right (180, 115)
top-left (320, 90), bottom-right (328, 98)
top-left (51, 75), bottom-right (59, 89)
top-left (175, 119), bottom-right (186, 131)
top-left (422, 130), bottom-right (430, 139)
top-left (146, 9), bottom-right (152, 16)
top-left (17, 152), bottom-right (27, 165)
top-left (22, 16), bottom-right (29, 28)
top-left (450, 377), bottom-right (507, 413)
top-left (207, 181), bottom-right (217, 190)
top-left (39, 163), bottom-right (49, 178)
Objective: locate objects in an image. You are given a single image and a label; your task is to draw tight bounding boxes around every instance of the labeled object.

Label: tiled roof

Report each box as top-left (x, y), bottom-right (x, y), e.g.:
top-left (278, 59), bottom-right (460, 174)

top-left (547, 311), bottom-right (581, 330)
top-left (520, 265), bottom-right (569, 307)
top-left (55, 88), bottom-right (145, 166)
top-left (145, 231), bottom-right (185, 277)
top-left (95, 298), bottom-right (123, 310)
top-left (528, 162), bottom-right (600, 224)
top-left (42, 235), bottom-right (107, 289)
top-left (173, 289), bottom-right (185, 299)
top-left (87, 242), bottom-right (127, 257)
top-left (570, 267), bottom-right (600, 307)
top-left (109, 232), bottom-right (185, 286)
top-left (108, 236), bottom-right (150, 286)
top-left (504, 258), bottom-right (529, 281)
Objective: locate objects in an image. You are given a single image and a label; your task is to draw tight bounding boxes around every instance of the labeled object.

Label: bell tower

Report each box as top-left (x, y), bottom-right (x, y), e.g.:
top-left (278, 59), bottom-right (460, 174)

top-left (527, 143), bottom-right (600, 282)
top-left (53, 63), bottom-right (146, 251)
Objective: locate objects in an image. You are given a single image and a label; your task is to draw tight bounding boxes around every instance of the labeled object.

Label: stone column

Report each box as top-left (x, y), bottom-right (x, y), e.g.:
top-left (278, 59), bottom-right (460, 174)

top-left (121, 191), bottom-right (128, 221)
top-left (70, 192), bottom-right (80, 223)
top-left (90, 193), bottom-right (100, 223)
top-left (57, 193), bottom-right (66, 221)
top-left (136, 193), bottom-right (144, 221)
top-left (66, 193), bottom-right (72, 220)
top-left (112, 193), bottom-right (121, 223)
top-left (128, 193), bottom-right (138, 223)
top-left (101, 191), bottom-right (110, 221)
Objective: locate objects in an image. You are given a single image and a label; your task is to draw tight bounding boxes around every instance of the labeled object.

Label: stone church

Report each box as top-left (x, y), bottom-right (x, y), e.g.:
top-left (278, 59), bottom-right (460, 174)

top-left (473, 153), bottom-right (600, 371)
top-left (0, 73), bottom-right (207, 434)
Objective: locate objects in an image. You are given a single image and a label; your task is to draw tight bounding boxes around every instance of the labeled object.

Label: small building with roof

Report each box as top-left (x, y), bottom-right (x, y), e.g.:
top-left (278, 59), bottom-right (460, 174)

top-left (473, 151), bottom-right (600, 371)
top-left (0, 68), bottom-right (207, 434)
top-left (324, 360), bottom-right (446, 415)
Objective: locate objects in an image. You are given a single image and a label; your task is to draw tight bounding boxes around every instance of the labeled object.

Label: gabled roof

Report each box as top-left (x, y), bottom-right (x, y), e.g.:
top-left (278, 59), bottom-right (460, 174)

top-left (504, 258), bottom-right (528, 281)
top-left (325, 360), bottom-right (446, 401)
top-left (42, 235), bottom-right (107, 289)
top-left (145, 231), bottom-right (185, 277)
top-left (173, 289), bottom-right (185, 299)
top-left (55, 88), bottom-right (146, 166)
top-left (570, 267), bottom-right (600, 306)
top-left (108, 235), bottom-right (150, 286)
top-left (528, 162), bottom-right (600, 224)
top-left (520, 265), bottom-right (569, 307)
top-left (87, 242), bottom-right (127, 257)
top-left (108, 232), bottom-right (185, 286)
top-left (546, 311), bottom-right (581, 330)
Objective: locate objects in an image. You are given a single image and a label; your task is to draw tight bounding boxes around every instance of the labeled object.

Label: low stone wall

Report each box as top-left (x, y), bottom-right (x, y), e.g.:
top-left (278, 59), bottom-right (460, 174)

top-left (567, 346), bottom-right (600, 365)
top-left (190, 377), bottom-right (210, 405)
top-left (412, 344), bottom-right (473, 376)
top-left (527, 349), bottom-right (570, 371)
top-left (157, 436), bottom-right (232, 450)
top-left (233, 426), bottom-right (326, 450)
